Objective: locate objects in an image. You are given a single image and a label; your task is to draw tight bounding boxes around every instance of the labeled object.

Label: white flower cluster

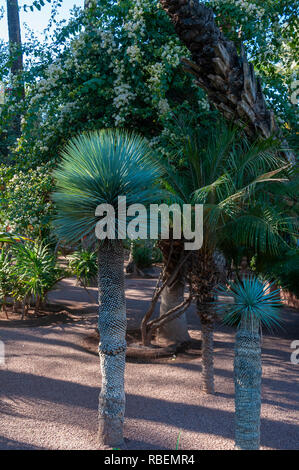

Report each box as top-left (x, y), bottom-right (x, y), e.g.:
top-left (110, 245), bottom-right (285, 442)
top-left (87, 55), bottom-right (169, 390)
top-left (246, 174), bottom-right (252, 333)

top-left (158, 98), bottom-right (170, 116)
top-left (161, 42), bottom-right (182, 68)
top-left (126, 45), bottom-right (142, 64)
top-left (123, 0), bottom-right (147, 39)
top-left (198, 96), bottom-right (210, 111)
top-left (209, 0), bottom-right (265, 19)
top-left (147, 62), bottom-right (165, 90)
top-left (113, 79), bottom-right (136, 126)
top-left (100, 30), bottom-right (117, 54)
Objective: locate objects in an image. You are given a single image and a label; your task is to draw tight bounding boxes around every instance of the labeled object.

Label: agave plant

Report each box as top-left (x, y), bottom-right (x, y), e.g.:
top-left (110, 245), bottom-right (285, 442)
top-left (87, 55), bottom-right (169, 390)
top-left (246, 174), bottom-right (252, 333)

top-left (216, 276), bottom-right (281, 450)
top-left (52, 129), bottom-right (162, 447)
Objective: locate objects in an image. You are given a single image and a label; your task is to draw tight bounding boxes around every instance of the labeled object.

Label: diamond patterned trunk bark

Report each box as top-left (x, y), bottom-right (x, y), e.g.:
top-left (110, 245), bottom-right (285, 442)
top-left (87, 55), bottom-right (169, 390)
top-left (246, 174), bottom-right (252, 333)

top-left (200, 313), bottom-right (215, 394)
top-left (234, 319), bottom-right (261, 450)
top-left (97, 241), bottom-right (126, 447)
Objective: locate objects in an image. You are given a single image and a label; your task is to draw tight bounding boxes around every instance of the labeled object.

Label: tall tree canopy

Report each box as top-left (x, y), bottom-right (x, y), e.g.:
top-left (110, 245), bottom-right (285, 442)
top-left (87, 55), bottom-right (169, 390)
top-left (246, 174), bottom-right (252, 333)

top-left (0, 0), bottom-right (297, 238)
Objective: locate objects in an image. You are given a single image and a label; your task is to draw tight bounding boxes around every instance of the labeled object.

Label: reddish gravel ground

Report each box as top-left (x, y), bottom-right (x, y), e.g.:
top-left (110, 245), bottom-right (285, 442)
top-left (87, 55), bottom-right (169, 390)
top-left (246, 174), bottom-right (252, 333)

top-left (0, 277), bottom-right (298, 450)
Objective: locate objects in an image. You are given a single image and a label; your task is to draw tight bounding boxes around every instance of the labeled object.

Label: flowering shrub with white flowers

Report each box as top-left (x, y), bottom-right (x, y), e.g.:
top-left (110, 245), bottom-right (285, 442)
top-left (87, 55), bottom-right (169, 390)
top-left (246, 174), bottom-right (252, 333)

top-left (1, 0), bottom-right (209, 168)
top-left (0, 0), bottom-right (297, 243)
top-left (0, 0), bottom-right (297, 166)
top-left (0, 164), bottom-right (54, 239)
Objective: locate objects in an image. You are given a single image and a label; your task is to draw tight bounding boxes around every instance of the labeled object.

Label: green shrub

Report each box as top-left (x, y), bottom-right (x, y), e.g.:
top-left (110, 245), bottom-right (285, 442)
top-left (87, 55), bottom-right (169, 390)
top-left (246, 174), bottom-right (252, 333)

top-left (12, 241), bottom-right (62, 312)
top-left (0, 238), bottom-right (62, 315)
top-left (251, 249), bottom-right (299, 298)
top-left (68, 249), bottom-right (98, 286)
top-left (0, 249), bottom-right (13, 314)
top-left (132, 240), bottom-right (162, 269)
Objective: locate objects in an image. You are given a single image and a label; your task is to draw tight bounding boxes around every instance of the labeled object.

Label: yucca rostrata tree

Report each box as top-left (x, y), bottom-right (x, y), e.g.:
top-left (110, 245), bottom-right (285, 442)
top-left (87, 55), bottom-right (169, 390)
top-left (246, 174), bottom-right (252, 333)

top-left (52, 129), bottom-right (162, 447)
top-left (217, 277), bottom-right (281, 450)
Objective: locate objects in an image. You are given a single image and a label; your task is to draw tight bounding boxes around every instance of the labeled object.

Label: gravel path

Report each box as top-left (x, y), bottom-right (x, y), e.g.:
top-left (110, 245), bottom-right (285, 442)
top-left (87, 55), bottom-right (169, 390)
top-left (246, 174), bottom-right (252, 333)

top-left (0, 278), bottom-right (298, 450)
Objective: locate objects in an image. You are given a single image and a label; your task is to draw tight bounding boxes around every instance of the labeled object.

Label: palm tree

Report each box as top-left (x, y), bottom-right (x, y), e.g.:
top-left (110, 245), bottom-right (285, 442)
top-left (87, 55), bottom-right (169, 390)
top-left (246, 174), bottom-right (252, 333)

top-left (217, 276), bottom-right (281, 449)
top-left (52, 129), bottom-right (162, 447)
top-left (155, 237), bottom-right (191, 346)
top-left (154, 120), bottom-right (294, 394)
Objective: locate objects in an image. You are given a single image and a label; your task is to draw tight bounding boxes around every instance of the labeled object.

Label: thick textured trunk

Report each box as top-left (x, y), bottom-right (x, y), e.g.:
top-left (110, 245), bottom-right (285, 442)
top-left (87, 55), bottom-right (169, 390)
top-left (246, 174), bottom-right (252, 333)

top-left (6, 0), bottom-right (23, 76)
top-left (156, 238), bottom-right (190, 345)
top-left (160, 0), bottom-right (293, 162)
top-left (200, 317), bottom-right (214, 394)
top-left (97, 241), bottom-right (126, 448)
top-left (156, 279), bottom-right (191, 346)
top-left (6, 0), bottom-right (24, 136)
top-left (193, 248), bottom-right (220, 394)
top-left (234, 320), bottom-right (261, 450)
top-left (197, 300), bottom-right (215, 394)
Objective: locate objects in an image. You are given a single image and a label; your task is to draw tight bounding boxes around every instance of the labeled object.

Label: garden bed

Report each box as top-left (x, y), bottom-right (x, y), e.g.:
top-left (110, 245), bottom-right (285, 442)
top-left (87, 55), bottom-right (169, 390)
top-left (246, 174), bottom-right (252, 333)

top-left (0, 303), bottom-right (75, 327)
top-left (82, 327), bottom-right (202, 362)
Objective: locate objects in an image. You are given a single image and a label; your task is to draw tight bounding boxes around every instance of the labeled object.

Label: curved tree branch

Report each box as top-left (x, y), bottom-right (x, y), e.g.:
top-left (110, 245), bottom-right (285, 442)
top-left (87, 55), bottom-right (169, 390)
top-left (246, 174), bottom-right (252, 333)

top-left (160, 0), bottom-right (294, 162)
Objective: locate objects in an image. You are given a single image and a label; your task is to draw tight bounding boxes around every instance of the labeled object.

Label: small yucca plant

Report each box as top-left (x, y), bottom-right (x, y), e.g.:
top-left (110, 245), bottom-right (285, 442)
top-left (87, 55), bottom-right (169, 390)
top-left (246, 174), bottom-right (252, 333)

top-left (217, 276), bottom-right (281, 332)
top-left (216, 276), bottom-right (281, 450)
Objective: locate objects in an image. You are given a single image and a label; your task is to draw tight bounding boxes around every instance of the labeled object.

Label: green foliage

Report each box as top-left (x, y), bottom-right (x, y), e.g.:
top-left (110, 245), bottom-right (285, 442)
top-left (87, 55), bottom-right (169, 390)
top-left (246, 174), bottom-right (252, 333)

top-left (0, 239), bottom-right (61, 313)
top-left (0, 249), bottom-right (13, 310)
top-left (52, 129), bottom-right (164, 244)
top-left (131, 240), bottom-right (162, 269)
top-left (0, 0), bottom-right (205, 167)
top-left (12, 241), bottom-right (61, 309)
top-left (154, 119), bottom-right (296, 260)
top-left (1, 0), bottom-right (297, 168)
top-left (251, 249), bottom-right (299, 297)
top-left (216, 276), bottom-right (281, 331)
top-left (207, 0), bottom-right (299, 149)
top-left (132, 242), bottom-right (153, 269)
top-left (0, 163), bottom-right (54, 239)
top-left (68, 249), bottom-right (97, 286)
top-left (23, 0), bottom-right (54, 13)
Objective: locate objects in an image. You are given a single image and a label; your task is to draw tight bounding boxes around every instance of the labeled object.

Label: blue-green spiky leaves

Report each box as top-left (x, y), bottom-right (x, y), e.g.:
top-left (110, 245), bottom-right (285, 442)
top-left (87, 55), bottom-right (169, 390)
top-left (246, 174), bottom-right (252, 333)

top-left (216, 276), bottom-right (281, 331)
top-left (52, 129), bottom-right (163, 244)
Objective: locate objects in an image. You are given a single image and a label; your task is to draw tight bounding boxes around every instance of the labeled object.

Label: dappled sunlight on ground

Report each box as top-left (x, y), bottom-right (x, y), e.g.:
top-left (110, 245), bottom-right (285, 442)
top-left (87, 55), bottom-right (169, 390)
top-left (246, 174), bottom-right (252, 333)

top-left (0, 276), bottom-right (298, 449)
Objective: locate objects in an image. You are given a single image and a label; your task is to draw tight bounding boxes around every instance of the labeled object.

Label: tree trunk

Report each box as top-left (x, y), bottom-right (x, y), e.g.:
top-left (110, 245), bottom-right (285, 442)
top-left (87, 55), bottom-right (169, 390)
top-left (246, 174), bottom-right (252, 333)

top-left (197, 303), bottom-right (215, 394)
top-left (2, 298), bottom-right (9, 320)
top-left (156, 278), bottom-right (191, 346)
top-left (125, 241), bottom-right (137, 274)
top-left (192, 248), bottom-right (220, 394)
top-left (97, 241), bottom-right (126, 448)
top-left (6, 0), bottom-right (24, 136)
top-left (35, 295), bottom-right (41, 314)
top-left (234, 319), bottom-right (261, 450)
top-left (156, 238), bottom-right (190, 345)
top-left (159, 0), bottom-right (293, 162)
